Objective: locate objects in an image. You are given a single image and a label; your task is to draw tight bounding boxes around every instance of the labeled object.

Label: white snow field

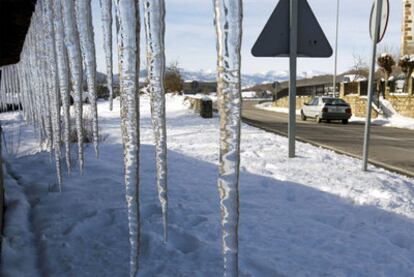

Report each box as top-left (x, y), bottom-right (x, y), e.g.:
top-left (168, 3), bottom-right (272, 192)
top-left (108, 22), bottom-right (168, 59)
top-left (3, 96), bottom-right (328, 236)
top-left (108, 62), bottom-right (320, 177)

top-left (1, 95), bottom-right (414, 276)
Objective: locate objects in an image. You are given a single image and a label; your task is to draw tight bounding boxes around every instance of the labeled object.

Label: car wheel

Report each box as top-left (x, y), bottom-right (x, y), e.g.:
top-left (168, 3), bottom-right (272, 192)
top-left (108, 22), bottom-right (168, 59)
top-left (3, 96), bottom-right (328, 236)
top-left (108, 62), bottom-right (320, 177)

top-left (327, 119), bottom-right (331, 123)
top-left (316, 116), bottom-right (322, 123)
top-left (301, 110), bottom-right (307, 121)
top-left (342, 119), bottom-right (348, 124)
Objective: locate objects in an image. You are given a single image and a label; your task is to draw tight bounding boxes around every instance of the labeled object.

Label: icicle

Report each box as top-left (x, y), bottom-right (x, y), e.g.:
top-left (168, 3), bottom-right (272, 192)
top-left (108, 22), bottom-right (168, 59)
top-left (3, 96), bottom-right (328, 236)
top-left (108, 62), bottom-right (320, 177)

top-left (53, 0), bottom-right (72, 174)
top-left (34, 8), bottom-right (53, 154)
top-left (26, 31), bottom-right (38, 125)
top-left (115, 0), bottom-right (140, 276)
top-left (0, 68), bottom-right (5, 111)
top-left (99, 0), bottom-right (114, 111)
top-left (114, 1), bottom-right (127, 147)
top-left (61, 0), bottom-right (84, 171)
top-left (15, 64), bottom-right (24, 114)
top-left (1, 67), bottom-right (9, 111)
top-left (75, 0), bottom-right (99, 157)
top-left (4, 67), bottom-right (12, 111)
top-left (143, 0), bottom-right (168, 243)
top-left (11, 65), bottom-right (19, 111)
top-left (9, 65), bottom-right (16, 112)
top-left (44, 0), bottom-right (62, 187)
top-left (213, 0), bottom-right (243, 276)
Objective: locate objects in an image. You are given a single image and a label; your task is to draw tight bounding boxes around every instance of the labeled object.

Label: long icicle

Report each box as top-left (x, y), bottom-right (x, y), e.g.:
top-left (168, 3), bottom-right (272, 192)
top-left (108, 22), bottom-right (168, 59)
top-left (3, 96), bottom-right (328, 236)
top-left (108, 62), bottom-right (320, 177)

top-left (44, 0), bottom-right (62, 187)
top-left (99, 0), bottom-right (114, 111)
top-left (53, 0), bottom-right (72, 174)
top-left (213, 0), bottom-right (243, 276)
top-left (75, 0), bottom-right (99, 157)
top-left (116, 0), bottom-right (140, 276)
top-left (61, 0), bottom-right (84, 171)
top-left (38, 19), bottom-right (53, 155)
top-left (143, 0), bottom-right (168, 243)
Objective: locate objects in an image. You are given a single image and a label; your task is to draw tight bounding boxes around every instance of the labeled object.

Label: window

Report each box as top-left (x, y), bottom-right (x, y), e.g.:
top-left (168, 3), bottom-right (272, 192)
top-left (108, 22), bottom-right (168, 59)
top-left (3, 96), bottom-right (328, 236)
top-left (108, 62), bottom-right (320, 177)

top-left (322, 98), bottom-right (347, 105)
top-left (309, 98), bottom-right (318, 106)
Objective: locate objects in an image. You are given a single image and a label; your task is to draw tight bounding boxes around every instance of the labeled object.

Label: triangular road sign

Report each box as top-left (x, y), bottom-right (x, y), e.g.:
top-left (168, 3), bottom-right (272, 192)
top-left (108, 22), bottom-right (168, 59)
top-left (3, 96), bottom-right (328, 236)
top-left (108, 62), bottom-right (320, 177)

top-left (251, 0), bottom-right (333, 58)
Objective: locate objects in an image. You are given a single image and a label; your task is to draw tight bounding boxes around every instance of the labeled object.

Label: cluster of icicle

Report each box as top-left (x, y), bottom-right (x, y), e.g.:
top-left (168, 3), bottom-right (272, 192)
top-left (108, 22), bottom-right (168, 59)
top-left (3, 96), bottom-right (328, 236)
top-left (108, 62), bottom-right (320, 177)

top-left (0, 0), bottom-right (244, 276)
top-left (0, 0), bottom-right (100, 187)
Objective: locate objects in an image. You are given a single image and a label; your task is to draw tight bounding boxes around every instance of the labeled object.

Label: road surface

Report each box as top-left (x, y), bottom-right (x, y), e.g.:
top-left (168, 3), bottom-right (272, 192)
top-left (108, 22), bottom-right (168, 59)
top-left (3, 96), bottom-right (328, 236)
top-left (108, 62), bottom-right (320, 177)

top-left (241, 101), bottom-right (414, 178)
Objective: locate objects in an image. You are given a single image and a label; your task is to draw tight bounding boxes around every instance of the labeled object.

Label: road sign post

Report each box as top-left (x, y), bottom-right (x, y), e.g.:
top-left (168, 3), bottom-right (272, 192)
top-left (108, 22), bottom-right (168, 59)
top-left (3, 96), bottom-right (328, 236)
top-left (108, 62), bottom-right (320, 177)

top-left (363, 0), bottom-right (388, 171)
top-left (333, 0), bottom-right (340, 97)
top-left (251, 0), bottom-right (332, 158)
top-left (289, 0), bottom-right (298, 158)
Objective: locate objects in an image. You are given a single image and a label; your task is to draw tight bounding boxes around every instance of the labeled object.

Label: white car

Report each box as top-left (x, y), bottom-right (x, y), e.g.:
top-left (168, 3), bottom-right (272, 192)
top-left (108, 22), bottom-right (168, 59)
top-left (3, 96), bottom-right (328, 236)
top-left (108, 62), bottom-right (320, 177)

top-left (301, 96), bottom-right (352, 124)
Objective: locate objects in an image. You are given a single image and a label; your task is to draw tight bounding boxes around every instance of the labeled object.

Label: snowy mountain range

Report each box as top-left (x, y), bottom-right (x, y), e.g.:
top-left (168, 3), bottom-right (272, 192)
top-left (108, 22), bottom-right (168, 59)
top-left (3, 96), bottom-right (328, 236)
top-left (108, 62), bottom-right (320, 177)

top-left (179, 69), bottom-right (326, 87)
top-left (108, 69), bottom-right (327, 87)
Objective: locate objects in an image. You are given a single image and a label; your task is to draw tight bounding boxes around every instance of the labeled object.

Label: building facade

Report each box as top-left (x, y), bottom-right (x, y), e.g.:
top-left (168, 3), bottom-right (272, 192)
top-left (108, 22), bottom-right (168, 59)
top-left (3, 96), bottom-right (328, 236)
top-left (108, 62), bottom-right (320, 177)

top-left (401, 0), bottom-right (414, 56)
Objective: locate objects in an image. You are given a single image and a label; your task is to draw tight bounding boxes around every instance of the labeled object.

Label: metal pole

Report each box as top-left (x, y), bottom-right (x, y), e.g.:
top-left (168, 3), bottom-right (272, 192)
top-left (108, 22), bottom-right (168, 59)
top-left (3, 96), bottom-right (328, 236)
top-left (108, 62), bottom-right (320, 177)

top-left (363, 0), bottom-right (383, 171)
top-left (289, 0), bottom-right (298, 158)
top-left (332, 0), bottom-right (340, 97)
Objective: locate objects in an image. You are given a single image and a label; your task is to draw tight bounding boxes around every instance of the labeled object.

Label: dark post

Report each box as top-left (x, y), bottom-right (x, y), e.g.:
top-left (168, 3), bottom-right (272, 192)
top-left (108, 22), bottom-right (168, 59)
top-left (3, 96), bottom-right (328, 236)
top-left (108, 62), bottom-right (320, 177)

top-left (272, 81), bottom-right (280, 102)
top-left (200, 97), bottom-right (213, 118)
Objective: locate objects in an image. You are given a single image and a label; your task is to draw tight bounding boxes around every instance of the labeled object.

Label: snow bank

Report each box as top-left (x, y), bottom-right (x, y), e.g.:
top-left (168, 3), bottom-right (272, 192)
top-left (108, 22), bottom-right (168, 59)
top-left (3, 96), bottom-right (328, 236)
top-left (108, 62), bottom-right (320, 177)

top-left (256, 102), bottom-right (301, 115)
top-left (1, 95), bottom-right (414, 276)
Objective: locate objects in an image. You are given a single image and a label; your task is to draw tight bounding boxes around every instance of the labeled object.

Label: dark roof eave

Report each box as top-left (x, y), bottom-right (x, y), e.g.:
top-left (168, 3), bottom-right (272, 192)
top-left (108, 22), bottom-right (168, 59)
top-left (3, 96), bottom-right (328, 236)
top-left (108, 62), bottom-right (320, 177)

top-left (0, 0), bottom-right (37, 66)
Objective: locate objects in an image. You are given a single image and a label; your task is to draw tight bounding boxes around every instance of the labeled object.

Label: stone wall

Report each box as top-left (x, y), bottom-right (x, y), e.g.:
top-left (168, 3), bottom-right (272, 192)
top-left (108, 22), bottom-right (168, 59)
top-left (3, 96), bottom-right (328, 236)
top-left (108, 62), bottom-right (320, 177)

top-left (270, 81), bottom-right (413, 119)
top-left (272, 93), bottom-right (377, 118)
top-left (340, 82), bottom-right (414, 118)
top-left (341, 94), bottom-right (378, 118)
top-left (386, 92), bottom-right (414, 118)
top-left (273, 95), bottom-right (312, 110)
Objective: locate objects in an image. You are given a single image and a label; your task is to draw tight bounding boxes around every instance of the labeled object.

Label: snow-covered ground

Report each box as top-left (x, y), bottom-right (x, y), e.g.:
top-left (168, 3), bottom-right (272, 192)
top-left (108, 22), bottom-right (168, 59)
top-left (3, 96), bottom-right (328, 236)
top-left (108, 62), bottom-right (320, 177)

top-left (1, 95), bottom-right (414, 276)
top-left (256, 101), bottom-right (414, 130)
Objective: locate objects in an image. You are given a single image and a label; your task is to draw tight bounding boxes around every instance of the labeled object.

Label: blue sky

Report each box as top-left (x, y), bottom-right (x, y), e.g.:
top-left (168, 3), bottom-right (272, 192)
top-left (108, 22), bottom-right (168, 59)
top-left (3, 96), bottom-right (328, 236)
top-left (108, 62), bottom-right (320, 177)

top-left (92, 0), bottom-right (403, 75)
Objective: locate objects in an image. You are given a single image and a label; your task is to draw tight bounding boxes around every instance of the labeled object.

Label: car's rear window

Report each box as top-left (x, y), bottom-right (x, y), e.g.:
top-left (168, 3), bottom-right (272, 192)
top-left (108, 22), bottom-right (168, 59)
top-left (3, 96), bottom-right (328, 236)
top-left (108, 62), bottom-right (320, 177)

top-left (322, 98), bottom-right (347, 105)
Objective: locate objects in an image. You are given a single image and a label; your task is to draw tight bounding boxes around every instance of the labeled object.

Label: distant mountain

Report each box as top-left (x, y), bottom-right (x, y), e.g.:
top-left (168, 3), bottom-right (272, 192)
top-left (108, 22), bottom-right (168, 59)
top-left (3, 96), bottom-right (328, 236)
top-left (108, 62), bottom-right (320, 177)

top-left (105, 68), bottom-right (327, 88)
top-left (179, 69), bottom-right (327, 87)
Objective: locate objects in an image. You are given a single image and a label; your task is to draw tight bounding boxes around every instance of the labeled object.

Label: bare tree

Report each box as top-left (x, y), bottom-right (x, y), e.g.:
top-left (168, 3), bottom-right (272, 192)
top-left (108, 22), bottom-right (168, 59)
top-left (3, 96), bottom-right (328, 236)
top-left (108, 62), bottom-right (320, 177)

top-left (377, 44), bottom-right (399, 61)
top-left (164, 61), bottom-right (184, 93)
top-left (398, 55), bottom-right (414, 93)
top-left (377, 53), bottom-right (395, 96)
top-left (349, 52), bottom-right (369, 82)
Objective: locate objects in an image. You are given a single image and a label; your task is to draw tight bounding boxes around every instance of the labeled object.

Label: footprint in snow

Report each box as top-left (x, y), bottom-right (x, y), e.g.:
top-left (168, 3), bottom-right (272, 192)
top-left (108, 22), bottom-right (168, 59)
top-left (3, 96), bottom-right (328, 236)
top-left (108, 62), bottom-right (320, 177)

top-left (62, 209), bottom-right (116, 237)
top-left (168, 228), bottom-right (201, 254)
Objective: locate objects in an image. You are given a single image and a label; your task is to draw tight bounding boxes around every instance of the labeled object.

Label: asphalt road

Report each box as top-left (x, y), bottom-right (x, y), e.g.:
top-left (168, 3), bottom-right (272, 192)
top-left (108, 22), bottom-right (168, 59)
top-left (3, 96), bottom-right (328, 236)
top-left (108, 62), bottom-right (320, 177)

top-left (241, 101), bottom-right (414, 178)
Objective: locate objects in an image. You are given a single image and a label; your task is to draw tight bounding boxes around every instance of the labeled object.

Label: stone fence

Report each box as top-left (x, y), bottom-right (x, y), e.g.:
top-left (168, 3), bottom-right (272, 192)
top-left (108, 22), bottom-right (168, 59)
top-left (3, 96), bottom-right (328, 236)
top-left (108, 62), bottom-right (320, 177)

top-left (340, 80), bottom-right (414, 118)
top-left (271, 80), bottom-right (414, 119)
